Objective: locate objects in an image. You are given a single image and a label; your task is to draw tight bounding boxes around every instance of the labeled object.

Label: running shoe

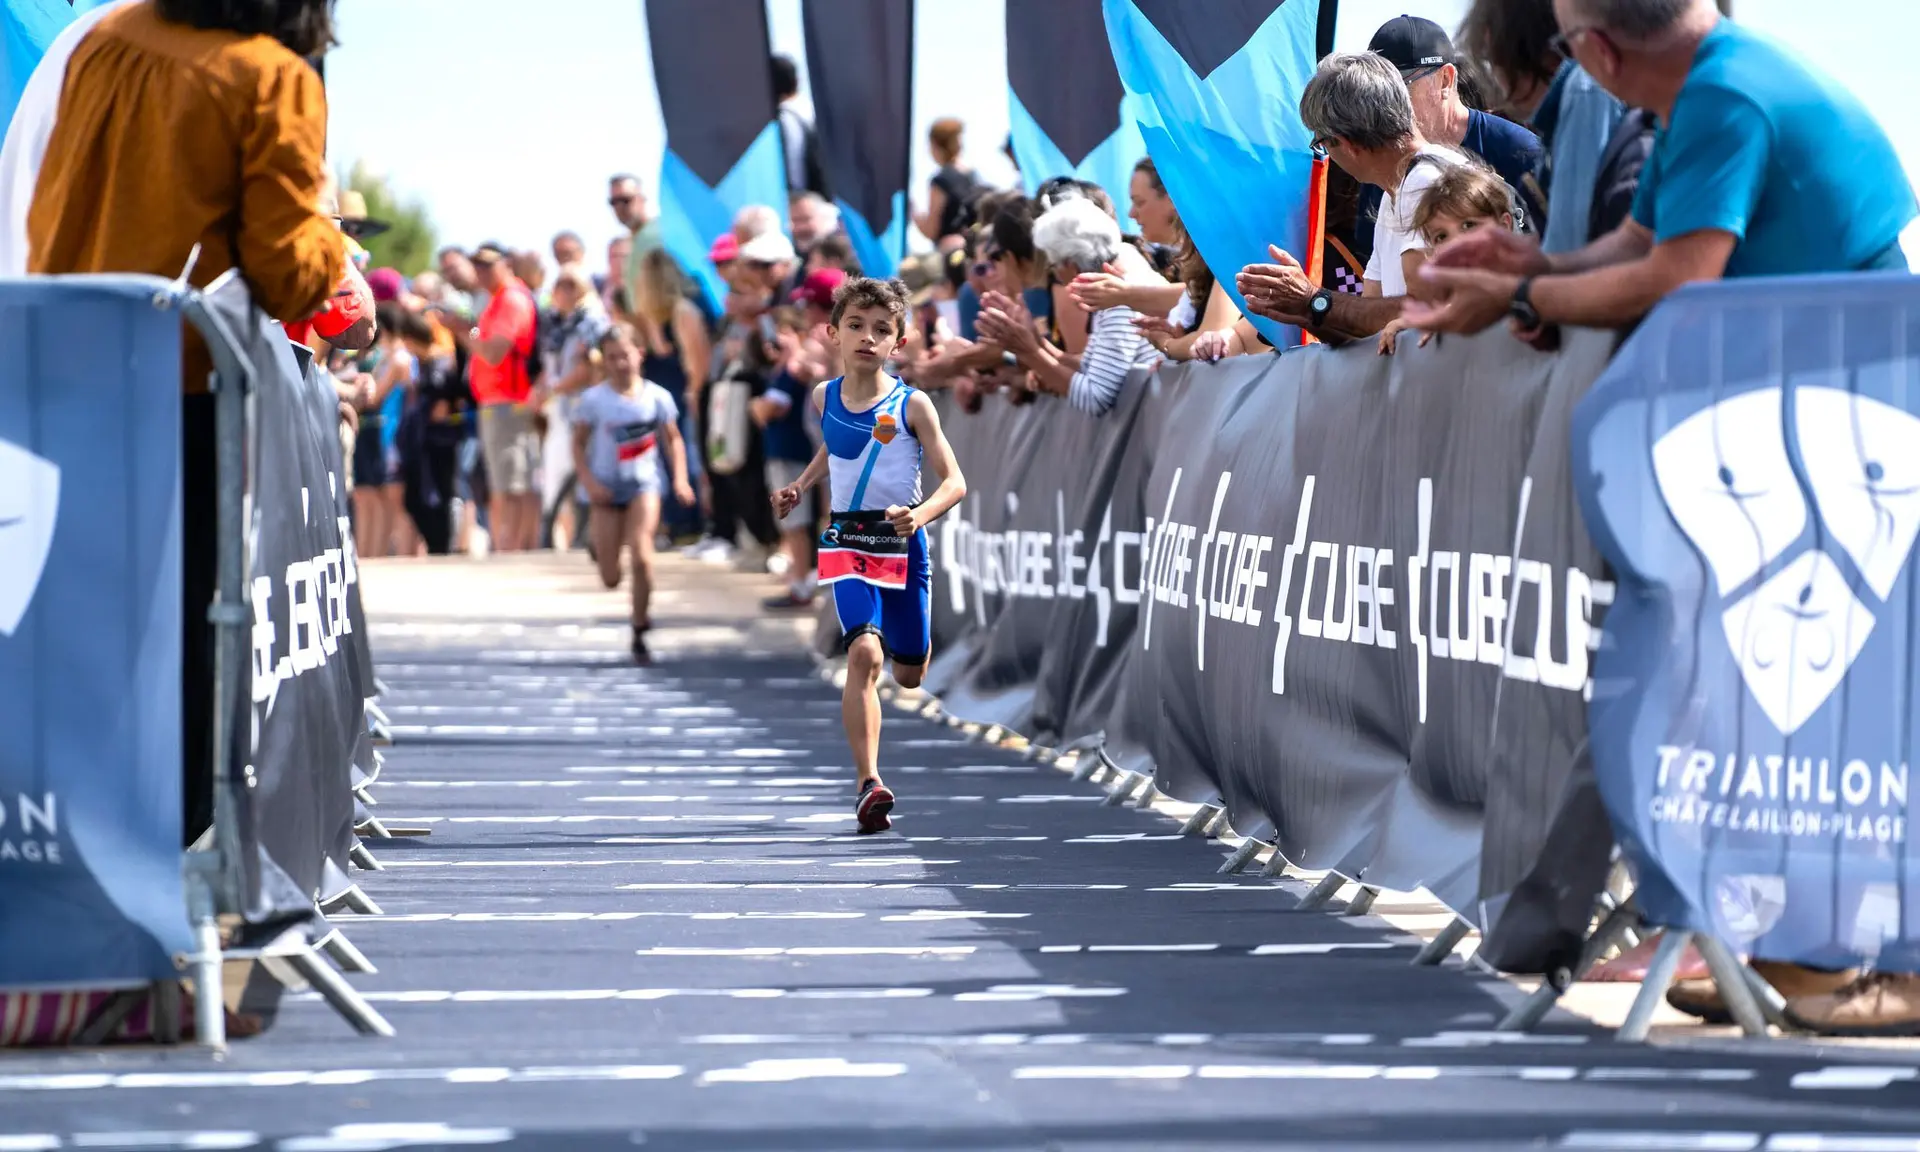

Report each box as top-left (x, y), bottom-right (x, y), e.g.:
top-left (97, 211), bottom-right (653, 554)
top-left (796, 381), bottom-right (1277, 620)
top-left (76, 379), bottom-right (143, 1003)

top-left (855, 779), bottom-right (895, 834)
top-left (762, 589), bottom-right (815, 611)
top-left (631, 626), bottom-right (653, 666)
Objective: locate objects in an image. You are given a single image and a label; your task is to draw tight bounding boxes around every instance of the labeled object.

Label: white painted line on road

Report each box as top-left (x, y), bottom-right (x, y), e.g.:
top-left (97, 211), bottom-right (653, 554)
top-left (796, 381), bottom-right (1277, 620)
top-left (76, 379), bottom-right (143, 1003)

top-left (698, 1058), bottom-right (908, 1085)
top-left (278, 1123), bottom-right (516, 1150)
top-left (0, 1066), bottom-right (682, 1093)
top-left (331, 911), bottom-right (868, 923)
top-left (290, 988), bottom-right (945, 1004)
top-left (1014, 1065), bottom-right (1193, 1080)
top-left (616, 881), bottom-right (1131, 892)
top-left (636, 946), bottom-right (976, 958)
top-left (1560, 1135), bottom-right (1761, 1151)
top-left (1766, 1137), bottom-right (1920, 1151)
top-left (1250, 943), bottom-right (1400, 956)
top-left (953, 985), bottom-right (1126, 1002)
top-left (685, 1031), bottom-right (1380, 1047)
top-left (883, 910), bottom-right (1029, 921)
top-left (1790, 1068), bottom-right (1920, 1091)
top-left (1038, 945), bottom-right (1219, 954)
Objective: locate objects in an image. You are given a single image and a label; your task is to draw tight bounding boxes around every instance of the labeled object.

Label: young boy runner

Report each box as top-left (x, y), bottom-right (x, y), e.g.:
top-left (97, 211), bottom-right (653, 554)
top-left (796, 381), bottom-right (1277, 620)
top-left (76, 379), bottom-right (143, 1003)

top-left (772, 278), bottom-right (968, 833)
top-left (573, 321), bottom-right (695, 665)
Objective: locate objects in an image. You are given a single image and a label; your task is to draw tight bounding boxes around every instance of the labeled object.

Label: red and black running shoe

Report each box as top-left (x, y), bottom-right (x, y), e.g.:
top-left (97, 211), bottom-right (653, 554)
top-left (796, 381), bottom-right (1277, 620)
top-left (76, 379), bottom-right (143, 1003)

top-left (855, 779), bottom-right (895, 834)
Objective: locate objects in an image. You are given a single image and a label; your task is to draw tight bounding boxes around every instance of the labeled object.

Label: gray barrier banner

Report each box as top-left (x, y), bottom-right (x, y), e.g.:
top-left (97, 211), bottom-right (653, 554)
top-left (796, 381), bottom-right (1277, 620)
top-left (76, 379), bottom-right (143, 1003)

top-left (924, 330), bottom-right (1621, 972)
top-left (204, 281), bottom-right (366, 932)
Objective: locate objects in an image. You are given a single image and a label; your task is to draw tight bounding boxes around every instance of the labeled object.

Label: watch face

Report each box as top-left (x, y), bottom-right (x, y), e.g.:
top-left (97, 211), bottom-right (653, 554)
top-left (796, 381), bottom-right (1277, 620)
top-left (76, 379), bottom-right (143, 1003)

top-left (1311, 294), bottom-right (1331, 316)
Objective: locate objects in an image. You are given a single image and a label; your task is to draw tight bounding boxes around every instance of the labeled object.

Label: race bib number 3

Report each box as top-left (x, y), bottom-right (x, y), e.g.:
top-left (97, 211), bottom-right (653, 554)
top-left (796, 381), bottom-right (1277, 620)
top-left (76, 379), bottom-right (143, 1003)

top-left (818, 513), bottom-right (910, 589)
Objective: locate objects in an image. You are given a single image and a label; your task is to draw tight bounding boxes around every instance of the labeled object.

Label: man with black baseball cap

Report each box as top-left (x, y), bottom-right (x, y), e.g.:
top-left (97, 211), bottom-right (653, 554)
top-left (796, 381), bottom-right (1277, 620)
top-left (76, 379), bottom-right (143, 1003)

top-left (1359, 15), bottom-right (1542, 254)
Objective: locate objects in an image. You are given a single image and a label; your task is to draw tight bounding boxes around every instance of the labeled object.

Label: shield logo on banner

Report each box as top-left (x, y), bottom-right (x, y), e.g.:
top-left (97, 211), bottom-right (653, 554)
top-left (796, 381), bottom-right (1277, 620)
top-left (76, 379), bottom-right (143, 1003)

top-left (0, 438), bottom-right (59, 637)
top-left (1650, 384), bottom-right (1920, 734)
top-left (1130, 0), bottom-right (1287, 79)
top-left (1574, 276), bottom-right (1920, 963)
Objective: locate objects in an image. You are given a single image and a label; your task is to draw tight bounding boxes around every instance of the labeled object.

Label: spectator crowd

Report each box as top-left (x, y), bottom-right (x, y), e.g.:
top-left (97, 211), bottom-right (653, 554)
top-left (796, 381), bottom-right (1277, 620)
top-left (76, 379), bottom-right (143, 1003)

top-left (18, 0), bottom-right (1920, 1040)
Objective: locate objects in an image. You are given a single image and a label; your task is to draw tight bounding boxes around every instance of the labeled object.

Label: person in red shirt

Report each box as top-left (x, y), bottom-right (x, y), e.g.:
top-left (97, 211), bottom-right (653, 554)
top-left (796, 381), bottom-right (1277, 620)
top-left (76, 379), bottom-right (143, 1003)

top-left (468, 241), bottom-right (541, 551)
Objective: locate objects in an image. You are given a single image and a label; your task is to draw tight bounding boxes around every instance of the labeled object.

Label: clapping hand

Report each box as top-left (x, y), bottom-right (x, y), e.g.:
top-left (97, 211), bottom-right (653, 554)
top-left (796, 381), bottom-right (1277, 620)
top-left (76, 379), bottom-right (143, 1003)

top-left (1068, 263), bottom-right (1130, 311)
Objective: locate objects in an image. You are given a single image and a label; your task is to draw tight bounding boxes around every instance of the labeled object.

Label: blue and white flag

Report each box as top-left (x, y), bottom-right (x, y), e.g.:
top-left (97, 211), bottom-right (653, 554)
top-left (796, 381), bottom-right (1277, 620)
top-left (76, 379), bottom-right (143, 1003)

top-left (0, 0), bottom-right (71, 133)
top-left (1104, 0), bottom-right (1324, 348)
top-left (801, 0), bottom-right (911, 277)
top-left (1574, 273), bottom-right (1920, 969)
top-left (645, 0), bottom-right (789, 311)
top-left (1005, 0), bottom-right (1146, 214)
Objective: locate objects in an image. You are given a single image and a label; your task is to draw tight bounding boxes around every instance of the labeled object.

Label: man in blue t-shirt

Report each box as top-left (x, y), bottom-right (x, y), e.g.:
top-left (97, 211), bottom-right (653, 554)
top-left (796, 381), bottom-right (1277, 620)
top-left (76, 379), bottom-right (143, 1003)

top-left (1409, 1), bottom-right (1915, 337)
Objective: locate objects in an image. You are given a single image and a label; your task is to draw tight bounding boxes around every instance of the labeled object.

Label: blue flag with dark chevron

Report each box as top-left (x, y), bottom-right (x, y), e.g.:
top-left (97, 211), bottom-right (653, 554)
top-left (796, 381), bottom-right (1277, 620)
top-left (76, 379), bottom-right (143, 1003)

top-left (646, 0), bottom-right (789, 311)
top-left (1104, 0), bottom-right (1326, 347)
top-left (801, 0), bottom-right (911, 278)
top-left (1005, 0), bottom-right (1146, 212)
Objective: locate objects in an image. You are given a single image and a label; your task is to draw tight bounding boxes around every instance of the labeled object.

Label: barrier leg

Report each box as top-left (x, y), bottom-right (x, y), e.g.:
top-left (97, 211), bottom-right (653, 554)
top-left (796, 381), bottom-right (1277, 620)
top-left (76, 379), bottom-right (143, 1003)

top-left (1742, 962), bottom-right (1792, 1030)
top-left (1102, 771), bottom-right (1147, 806)
top-left (1260, 849), bottom-right (1293, 879)
top-left (1295, 873), bottom-right (1346, 911)
top-left (1695, 934), bottom-right (1768, 1038)
top-left (350, 842), bottom-right (384, 871)
top-left (150, 979), bottom-right (182, 1045)
top-left (1414, 917), bottom-right (1473, 966)
top-left (373, 676), bottom-right (392, 697)
top-left (322, 885), bottom-right (384, 916)
top-left (1132, 781), bottom-right (1160, 809)
top-left (1204, 809), bottom-right (1232, 838)
top-left (1180, 804), bottom-right (1223, 836)
top-left (1617, 930), bottom-right (1693, 1042)
top-left (319, 929), bottom-right (378, 975)
top-left (1217, 839), bottom-right (1265, 875)
top-left (74, 989), bottom-right (147, 1046)
top-left (355, 783), bottom-right (379, 808)
top-left (1497, 897), bottom-right (1641, 1032)
top-left (1344, 886), bottom-right (1379, 916)
top-left (184, 873), bottom-right (226, 1051)
top-left (285, 950), bottom-right (396, 1038)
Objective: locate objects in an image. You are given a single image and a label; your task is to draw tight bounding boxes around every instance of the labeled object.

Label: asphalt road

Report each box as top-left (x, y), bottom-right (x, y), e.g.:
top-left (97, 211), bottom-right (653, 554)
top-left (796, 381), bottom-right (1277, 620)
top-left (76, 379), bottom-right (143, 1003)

top-left (5, 556), bottom-right (1920, 1151)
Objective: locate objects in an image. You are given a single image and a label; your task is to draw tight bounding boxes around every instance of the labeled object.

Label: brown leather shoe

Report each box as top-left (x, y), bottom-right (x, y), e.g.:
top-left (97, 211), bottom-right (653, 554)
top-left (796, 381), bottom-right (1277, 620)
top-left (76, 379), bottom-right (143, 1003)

top-left (1784, 971), bottom-right (1920, 1037)
top-left (1667, 960), bottom-right (1857, 1023)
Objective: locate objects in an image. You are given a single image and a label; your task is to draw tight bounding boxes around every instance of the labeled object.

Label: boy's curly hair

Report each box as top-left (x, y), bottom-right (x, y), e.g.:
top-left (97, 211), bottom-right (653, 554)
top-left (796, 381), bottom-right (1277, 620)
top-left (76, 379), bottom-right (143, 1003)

top-left (829, 276), bottom-right (911, 331)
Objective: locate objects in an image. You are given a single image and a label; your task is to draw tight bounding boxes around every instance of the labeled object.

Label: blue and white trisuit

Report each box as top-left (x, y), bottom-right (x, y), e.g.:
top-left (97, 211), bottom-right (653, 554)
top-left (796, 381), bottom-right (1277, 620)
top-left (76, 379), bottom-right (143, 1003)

top-left (819, 375), bottom-right (931, 664)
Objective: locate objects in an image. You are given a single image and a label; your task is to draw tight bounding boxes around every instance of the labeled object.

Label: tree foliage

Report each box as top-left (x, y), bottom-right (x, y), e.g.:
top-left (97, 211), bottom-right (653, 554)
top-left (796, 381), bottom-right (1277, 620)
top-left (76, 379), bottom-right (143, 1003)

top-left (344, 161), bottom-right (438, 275)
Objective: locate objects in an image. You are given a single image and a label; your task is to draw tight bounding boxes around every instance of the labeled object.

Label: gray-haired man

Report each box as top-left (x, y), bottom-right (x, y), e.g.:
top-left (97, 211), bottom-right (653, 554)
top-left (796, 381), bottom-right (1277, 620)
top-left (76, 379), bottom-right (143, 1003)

top-left (1236, 52), bottom-right (1467, 342)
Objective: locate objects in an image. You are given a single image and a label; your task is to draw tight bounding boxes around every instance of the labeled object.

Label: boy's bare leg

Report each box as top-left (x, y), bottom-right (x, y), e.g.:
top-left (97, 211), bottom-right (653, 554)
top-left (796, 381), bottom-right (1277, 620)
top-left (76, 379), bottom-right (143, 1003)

top-left (844, 634), bottom-right (885, 785)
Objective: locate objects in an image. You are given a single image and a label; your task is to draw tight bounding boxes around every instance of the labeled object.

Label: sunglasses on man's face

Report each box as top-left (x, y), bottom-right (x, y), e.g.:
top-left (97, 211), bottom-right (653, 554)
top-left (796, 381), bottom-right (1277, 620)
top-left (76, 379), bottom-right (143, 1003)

top-left (608, 195), bottom-right (637, 207)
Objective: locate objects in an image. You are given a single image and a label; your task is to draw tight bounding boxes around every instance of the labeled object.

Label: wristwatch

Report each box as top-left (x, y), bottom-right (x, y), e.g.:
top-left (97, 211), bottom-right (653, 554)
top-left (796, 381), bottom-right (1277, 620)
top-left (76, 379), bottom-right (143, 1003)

top-left (1509, 277), bottom-right (1542, 330)
top-left (1307, 289), bottom-right (1334, 332)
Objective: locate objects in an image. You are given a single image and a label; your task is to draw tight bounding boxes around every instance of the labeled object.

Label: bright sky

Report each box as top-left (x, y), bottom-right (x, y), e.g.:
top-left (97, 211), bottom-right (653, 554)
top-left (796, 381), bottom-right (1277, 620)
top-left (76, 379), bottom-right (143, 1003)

top-left (326, 0), bottom-right (1919, 276)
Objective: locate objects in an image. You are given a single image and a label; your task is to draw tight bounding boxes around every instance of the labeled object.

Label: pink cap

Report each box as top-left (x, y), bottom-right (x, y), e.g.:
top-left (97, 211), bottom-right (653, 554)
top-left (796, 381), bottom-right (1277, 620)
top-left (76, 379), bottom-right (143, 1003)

top-left (789, 267), bottom-right (847, 310)
top-left (708, 234), bottom-right (740, 264)
top-left (365, 267), bottom-right (405, 303)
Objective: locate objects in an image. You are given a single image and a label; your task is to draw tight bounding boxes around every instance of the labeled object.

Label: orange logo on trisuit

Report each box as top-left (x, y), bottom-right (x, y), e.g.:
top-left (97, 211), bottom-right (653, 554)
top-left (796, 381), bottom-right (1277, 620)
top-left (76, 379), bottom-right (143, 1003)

top-left (872, 414), bottom-right (899, 445)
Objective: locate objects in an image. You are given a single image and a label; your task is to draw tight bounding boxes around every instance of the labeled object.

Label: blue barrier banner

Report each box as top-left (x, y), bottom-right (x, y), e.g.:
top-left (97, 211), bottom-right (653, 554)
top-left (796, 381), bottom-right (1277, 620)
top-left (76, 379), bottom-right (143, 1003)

top-left (1005, 0), bottom-right (1146, 212)
top-left (1575, 274), bottom-right (1920, 968)
top-left (0, 276), bottom-right (193, 987)
top-left (1104, 0), bottom-right (1320, 349)
top-left (802, 0), bottom-right (911, 278)
top-left (646, 0), bottom-right (788, 312)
